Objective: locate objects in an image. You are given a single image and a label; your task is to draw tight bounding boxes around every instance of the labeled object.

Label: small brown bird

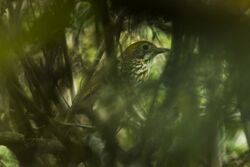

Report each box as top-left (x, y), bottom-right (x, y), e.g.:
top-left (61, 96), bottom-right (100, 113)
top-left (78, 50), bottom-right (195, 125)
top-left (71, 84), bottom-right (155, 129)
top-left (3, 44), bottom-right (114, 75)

top-left (72, 41), bottom-right (169, 112)
top-left (119, 41), bottom-right (169, 84)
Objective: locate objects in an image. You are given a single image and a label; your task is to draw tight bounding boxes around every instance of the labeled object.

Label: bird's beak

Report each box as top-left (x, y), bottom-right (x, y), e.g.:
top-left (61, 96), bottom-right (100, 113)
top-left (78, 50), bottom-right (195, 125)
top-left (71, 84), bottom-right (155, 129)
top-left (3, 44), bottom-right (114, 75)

top-left (153, 47), bottom-right (170, 54)
top-left (144, 47), bottom-right (170, 62)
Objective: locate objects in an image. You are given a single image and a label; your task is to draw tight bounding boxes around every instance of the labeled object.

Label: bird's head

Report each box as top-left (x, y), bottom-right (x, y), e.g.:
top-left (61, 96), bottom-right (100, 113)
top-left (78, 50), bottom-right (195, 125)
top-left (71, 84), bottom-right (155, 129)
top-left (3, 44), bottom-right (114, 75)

top-left (121, 41), bottom-right (169, 62)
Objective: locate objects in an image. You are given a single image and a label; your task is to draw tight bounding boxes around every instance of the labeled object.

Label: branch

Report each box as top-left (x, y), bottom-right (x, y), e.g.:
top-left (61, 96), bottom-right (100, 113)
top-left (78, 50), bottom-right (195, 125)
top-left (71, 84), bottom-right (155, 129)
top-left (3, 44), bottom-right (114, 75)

top-left (0, 132), bottom-right (65, 154)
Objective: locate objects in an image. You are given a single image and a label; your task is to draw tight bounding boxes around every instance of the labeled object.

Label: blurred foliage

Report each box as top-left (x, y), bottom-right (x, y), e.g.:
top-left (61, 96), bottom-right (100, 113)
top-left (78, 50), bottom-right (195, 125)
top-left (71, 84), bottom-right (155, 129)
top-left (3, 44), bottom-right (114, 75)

top-left (0, 146), bottom-right (19, 167)
top-left (0, 0), bottom-right (250, 167)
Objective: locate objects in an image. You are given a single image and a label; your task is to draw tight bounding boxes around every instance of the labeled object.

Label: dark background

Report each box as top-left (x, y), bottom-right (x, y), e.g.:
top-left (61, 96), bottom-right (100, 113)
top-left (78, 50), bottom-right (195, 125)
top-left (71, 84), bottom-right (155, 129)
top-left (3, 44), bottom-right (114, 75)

top-left (0, 0), bottom-right (250, 166)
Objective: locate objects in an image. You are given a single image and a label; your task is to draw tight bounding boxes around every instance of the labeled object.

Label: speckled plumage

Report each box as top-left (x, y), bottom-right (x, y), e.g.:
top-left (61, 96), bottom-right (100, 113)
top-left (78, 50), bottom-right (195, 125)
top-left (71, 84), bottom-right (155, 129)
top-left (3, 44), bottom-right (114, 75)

top-left (119, 41), bottom-right (168, 84)
top-left (119, 58), bottom-right (151, 84)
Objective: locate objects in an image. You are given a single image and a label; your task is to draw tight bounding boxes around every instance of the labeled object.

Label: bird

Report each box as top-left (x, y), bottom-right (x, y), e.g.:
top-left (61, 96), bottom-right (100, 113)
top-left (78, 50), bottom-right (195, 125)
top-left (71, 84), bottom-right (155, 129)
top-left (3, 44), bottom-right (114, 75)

top-left (71, 41), bottom-right (169, 115)
top-left (119, 41), bottom-right (169, 85)
top-left (69, 41), bottom-right (169, 159)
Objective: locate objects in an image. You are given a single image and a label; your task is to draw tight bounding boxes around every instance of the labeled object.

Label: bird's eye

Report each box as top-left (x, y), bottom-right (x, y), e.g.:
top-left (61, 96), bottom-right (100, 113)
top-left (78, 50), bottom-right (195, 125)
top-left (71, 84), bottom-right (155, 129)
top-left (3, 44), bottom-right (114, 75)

top-left (142, 44), bottom-right (149, 50)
